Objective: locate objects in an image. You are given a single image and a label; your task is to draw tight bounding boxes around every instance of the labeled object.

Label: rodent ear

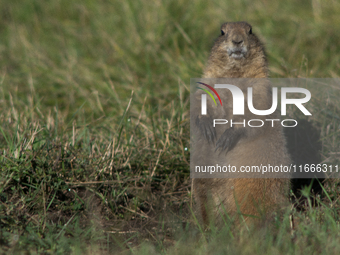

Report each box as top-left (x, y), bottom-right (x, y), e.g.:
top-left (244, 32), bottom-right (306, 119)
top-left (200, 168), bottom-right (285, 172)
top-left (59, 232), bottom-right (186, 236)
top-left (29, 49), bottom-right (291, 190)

top-left (220, 23), bottom-right (228, 31)
top-left (249, 27), bottom-right (252, 34)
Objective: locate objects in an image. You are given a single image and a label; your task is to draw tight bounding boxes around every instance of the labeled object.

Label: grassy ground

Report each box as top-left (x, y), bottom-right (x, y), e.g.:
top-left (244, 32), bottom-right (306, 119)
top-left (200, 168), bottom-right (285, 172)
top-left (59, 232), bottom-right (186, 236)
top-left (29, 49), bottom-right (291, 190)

top-left (1, 0), bottom-right (340, 254)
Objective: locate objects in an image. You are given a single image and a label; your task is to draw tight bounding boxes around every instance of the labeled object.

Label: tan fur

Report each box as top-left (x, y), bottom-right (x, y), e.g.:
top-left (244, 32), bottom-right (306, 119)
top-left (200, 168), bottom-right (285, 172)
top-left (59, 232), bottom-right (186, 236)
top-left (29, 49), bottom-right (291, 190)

top-left (191, 22), bottom-right (291, 226)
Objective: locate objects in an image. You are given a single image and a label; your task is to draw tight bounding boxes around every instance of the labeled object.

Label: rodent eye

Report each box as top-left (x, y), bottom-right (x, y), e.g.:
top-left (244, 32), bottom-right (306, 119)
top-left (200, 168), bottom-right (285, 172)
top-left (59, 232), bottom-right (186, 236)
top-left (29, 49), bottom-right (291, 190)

top-left (249, 28), bottom-right (252, 34)
top-left (221, 30), bottom-right (225, 36)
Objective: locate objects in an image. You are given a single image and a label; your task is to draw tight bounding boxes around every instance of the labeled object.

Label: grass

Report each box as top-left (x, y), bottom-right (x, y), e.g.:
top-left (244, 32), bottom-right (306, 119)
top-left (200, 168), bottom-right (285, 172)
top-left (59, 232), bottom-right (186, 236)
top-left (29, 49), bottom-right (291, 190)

top-left (1, 0), bottom-right (340, 254)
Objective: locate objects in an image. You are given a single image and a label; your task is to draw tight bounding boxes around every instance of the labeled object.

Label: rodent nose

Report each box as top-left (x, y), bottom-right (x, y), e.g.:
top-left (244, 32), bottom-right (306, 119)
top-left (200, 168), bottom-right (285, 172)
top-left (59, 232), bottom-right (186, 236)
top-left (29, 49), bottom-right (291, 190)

top-left (232, 39), bottom-right (243, 45)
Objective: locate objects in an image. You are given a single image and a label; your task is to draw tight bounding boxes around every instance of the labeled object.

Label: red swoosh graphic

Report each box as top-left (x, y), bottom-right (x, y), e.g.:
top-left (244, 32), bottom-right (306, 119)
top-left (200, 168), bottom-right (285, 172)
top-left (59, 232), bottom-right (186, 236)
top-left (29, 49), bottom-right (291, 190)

top-left (197, 82), bottom-right (223, 106)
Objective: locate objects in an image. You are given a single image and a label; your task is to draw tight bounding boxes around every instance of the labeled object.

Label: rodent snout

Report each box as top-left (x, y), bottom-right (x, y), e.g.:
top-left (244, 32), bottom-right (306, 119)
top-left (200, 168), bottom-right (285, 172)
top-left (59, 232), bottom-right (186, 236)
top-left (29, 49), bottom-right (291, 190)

top-left (232, 39), bottom-right (244, 45)
top-left (227, 45), bottom-right (247, 60)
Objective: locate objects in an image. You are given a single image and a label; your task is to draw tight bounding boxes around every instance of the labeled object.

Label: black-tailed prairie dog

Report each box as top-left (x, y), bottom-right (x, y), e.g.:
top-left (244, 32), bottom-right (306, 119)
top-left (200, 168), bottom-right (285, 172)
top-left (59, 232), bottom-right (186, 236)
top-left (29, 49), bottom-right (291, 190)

top-left (191, 22), bottom-right (291, 226)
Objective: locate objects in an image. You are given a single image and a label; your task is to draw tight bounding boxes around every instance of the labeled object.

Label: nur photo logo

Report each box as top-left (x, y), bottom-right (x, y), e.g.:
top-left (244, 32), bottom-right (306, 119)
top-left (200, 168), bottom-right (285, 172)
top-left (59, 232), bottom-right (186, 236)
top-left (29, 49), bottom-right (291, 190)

top-left (190, 78), bottom-right (340, 179)
top-left (198, 83), bottom-right (312, 117)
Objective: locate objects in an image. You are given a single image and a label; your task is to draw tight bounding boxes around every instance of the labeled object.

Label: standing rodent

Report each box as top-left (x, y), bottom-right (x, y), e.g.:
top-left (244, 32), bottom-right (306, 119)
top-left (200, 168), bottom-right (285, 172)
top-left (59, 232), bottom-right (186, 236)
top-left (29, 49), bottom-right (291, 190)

top-left (191, 22), bottom-right (291, 226)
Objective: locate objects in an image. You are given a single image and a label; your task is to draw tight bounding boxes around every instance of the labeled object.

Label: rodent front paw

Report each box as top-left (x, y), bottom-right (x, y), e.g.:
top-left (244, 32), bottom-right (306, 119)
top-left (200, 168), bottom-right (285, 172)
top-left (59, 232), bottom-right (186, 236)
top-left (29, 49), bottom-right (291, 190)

top-left (196, 116), bottom-right (216, 143)
top-left (215, 127), bottom-right (244, 153)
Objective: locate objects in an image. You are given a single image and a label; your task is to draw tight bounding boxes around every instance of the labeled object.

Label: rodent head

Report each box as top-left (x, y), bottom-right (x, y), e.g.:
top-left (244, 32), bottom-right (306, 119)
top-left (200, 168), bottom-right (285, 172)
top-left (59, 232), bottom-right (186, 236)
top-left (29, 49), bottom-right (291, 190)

top-left (216, 22), bottom-right (257, 60)
top-left (204, 22), bottom-right (267, 78)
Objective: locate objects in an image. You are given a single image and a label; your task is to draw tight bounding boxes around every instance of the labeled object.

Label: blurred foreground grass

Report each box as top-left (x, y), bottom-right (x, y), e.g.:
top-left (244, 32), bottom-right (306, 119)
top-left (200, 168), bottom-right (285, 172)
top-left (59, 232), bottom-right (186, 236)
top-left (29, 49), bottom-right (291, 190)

top-left (1, 0), bottom-right (340, 254)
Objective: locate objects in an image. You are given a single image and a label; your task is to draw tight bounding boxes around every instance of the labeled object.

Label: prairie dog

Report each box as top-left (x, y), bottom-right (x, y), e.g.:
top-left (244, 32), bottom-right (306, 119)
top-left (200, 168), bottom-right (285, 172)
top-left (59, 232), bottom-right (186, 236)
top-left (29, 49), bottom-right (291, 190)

top-left (191, 22), bottom-right (291, 226)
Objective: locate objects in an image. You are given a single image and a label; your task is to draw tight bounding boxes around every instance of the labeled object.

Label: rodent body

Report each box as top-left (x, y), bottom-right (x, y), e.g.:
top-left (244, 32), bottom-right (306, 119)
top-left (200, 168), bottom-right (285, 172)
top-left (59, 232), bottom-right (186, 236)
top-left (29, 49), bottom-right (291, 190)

top-left (191, 22), bottom-right (291, 226)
